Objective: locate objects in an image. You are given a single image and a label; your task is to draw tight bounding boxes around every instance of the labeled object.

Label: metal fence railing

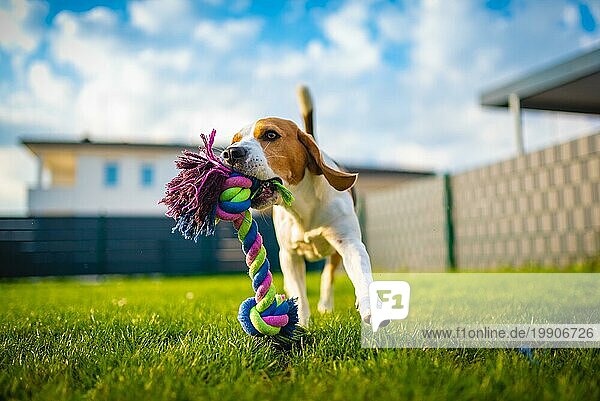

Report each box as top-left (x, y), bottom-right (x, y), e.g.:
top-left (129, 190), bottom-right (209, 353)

top-left (0, 215), bottom-right (288, 277)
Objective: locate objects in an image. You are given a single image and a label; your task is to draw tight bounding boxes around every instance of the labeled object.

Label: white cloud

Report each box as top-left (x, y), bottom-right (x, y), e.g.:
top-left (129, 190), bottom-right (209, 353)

top-left (256, 1), bottom-right (381, 79)
top-left (322, 2), bottom-right (366, 48)
top-left (376, 7), bottom-right (413, 44)
top-left (389, 142), bottom-right (452, 170)
top-left (0, 60), bottom-right (75, 133)
top-left (85, 6), bottom-right (118, 26)
top-left (52, 12), bottom-right (118, 78)
top-left (129, 0), bottom-right (193, 35)
top-left (0, 4), bottom-right (265, 180)
top-left (28, 61), bottom-right (74, 106)
top-left (138, 48), bottom-right (193, 72)
top-left (194, 18), bottom-right (263, 51)
top-left (0, 0), bottom-right (45, 52)
top-left (562, 4), bottom-right (579, 28)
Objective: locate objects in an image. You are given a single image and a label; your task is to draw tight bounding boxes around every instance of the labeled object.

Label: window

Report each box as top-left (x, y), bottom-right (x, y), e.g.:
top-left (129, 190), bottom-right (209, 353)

top-left (104, 162), bottom-right (118, 187)
top-left (141, 164), bottom-right (154, 187)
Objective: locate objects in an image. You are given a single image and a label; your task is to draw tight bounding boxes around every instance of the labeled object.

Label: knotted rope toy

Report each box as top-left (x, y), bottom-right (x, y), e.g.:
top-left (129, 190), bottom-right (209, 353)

top-left (159, 130), bottom-right (299, 338)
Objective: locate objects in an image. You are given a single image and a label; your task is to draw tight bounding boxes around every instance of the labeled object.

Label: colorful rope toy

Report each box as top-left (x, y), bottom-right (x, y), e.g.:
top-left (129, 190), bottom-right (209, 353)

top-left (160, 130), bottom-right (299, 338)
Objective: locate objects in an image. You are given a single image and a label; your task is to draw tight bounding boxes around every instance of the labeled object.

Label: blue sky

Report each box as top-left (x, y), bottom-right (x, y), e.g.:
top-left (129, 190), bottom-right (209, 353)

top-left (0, 0), bottom-right (599, 214)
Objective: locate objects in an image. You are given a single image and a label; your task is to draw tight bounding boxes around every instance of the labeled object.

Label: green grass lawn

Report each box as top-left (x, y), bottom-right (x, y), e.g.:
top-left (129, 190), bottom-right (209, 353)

top-left (1, 272), bottom-right (598, 401)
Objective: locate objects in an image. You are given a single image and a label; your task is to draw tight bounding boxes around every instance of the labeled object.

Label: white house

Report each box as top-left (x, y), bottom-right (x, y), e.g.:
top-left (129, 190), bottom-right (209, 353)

top-left (22, 138), bottom-right (198, 216)
top-left (22, 138), bottom-right (434, 217)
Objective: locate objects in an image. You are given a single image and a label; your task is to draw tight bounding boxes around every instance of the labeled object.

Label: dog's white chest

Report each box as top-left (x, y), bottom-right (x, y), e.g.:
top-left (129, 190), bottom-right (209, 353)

top-left (290, 228), bottom-right (335, 262)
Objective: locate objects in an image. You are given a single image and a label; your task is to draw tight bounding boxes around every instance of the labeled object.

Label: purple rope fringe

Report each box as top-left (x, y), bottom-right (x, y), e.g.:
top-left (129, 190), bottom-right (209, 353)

top-left (159, 130), bottom-right (232, 240)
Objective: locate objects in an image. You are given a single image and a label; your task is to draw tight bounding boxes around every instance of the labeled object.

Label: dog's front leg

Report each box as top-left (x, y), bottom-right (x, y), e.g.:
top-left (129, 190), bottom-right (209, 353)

top-left (325, 231), bottom-right (373, 323)
top-left (279, 248), bottom-right (310, 327)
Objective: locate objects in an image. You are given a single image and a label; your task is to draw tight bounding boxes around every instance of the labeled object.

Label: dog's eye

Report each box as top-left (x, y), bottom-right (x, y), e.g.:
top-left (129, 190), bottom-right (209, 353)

top-left (262, 131), bottom-right (281, 141)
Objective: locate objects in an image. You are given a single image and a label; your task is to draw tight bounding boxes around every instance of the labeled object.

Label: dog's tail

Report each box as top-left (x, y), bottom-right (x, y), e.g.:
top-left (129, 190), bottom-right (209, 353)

top-left (296, 84), bottom-right (357, 206)
top-left (296, 85), bottom-right (315, 140)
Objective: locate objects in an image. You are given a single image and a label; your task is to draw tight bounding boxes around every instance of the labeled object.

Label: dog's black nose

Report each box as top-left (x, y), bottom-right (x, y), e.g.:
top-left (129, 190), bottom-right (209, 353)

top-left (222, 146), bottom-right (247, 163)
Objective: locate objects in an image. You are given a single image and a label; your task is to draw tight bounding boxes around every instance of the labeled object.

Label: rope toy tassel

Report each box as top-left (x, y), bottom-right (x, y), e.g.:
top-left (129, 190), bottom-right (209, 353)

top-left (160, 130), bottom-right (298, 338)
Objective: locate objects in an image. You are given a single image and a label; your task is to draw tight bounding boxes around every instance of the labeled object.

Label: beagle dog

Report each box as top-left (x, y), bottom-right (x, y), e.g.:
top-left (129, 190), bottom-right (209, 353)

top-left (221, 117), bottom-right (373, 326)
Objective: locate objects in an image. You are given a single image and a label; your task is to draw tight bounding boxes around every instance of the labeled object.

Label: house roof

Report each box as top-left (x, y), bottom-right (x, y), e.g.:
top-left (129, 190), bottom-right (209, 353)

top-left (480, 47), bottom-right (600, 114)
top-left (21, 138), bottom-right (199, 151)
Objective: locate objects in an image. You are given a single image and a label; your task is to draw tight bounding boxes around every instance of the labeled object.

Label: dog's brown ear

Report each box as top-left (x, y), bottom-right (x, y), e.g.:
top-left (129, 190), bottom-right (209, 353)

top-left (297, 129), bottom-right (358, 191)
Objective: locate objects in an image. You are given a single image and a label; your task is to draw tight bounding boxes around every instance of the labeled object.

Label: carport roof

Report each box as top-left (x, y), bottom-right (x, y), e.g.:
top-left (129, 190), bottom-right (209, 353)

top-left (480, 47), bottom-right (600, 114)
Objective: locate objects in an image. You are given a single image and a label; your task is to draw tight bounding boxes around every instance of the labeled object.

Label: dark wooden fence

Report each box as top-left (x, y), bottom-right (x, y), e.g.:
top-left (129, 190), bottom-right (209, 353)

top-left (0, 216), bottom-right (321, 278)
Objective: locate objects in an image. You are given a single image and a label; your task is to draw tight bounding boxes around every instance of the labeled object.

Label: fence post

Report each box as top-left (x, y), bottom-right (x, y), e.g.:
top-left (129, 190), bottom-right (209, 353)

top-left (444, 174), bottom-right (456, 270)
top-left (357, 195), bottom-right (367, 248)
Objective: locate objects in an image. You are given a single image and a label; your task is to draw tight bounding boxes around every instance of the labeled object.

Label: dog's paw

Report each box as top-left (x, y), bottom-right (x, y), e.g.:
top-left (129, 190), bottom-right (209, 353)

top-left (317, 300), bottom-right (333, 314)
top-left (362, 312), bottom-right (371, 325)
top-left (356, 296), bottom-right (372, 324)
top-left (356, 296), bottom-right (392, 327)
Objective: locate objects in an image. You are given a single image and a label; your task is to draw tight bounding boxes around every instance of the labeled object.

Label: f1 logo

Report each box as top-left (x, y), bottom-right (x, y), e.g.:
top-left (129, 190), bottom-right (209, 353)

top-left (369, 281), bottom-right (411, 332)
